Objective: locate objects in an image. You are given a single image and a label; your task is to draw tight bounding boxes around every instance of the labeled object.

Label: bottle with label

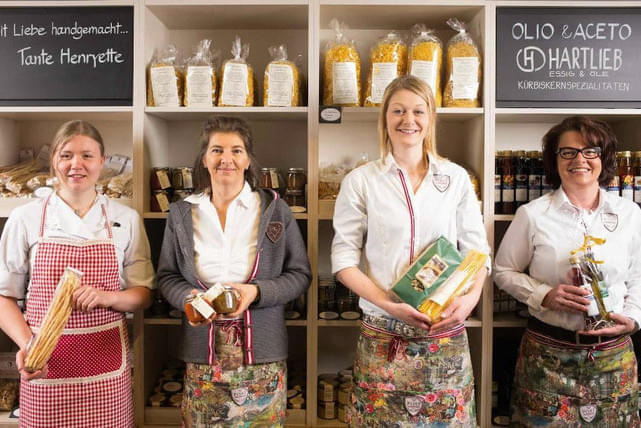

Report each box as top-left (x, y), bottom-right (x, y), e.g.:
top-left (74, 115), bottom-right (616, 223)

top-left (495, 152), bottom-right (501, 214)
top-left (514, 150), bottom-right (528, 209)
top-left (184, 283), bottom-right (226, 324)
top-left (633, 151), bottom-right (641, 208)
top-left (607, 154), bottom-right (620, 196)
top-left (499, 150), bottom-right (515, 214)
top-left (527, 151), bottom-right (542, 202)
top-left (569, 255), bottom-right (600, 320)
top-left (619, 151), bottom-right (634, 201)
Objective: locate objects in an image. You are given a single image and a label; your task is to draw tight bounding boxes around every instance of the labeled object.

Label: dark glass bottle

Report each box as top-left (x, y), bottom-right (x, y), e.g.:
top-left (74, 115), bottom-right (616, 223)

top-left (527, 151), bottom-right (542, 202)
top-left (495, 152), bottom-right (502, 214)
top-left (500, 150), bottom-right (515, 214)
top-left (619, 151), bottom-right (633, 201)
top-left (514, 150), bottom-right (528, 208)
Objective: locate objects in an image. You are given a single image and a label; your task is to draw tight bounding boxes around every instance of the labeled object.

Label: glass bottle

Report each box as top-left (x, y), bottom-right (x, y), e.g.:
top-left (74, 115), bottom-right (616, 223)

top-left (619, 151), bottom-right (633, 201)
top-left (500, 150), bottom-right (515, 214)
top-left (569, 254), bottom-right (599, 319)
top-left (514, 150), bottom-right (528, 208)
top-left (495, 152), bottom-right (501, 214)
top-left (607, 154), bottom-right (620, 196)
top-left (633, 151), bottom-right (641, 208)
top-left (527, 151), bottom-right (542, 202)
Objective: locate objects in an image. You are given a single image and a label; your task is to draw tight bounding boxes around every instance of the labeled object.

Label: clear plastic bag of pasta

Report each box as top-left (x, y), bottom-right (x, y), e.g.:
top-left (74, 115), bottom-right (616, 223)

top-left (408, 24), bottom-right (443, 107)
top-left (218, 36), bottom-right (254, 107)
top-left (147, 44), bottom-right (184, 107)
top-left (184, 39), bottom-right (218, 107)
top-left (444, 18), bottom-right (481, 107)
top-left (263, 44), bottom-right (300, 107)
top-left (323, 19), bottom-right (361, 106)
top-left (364, 31), bottom-right (407, 107)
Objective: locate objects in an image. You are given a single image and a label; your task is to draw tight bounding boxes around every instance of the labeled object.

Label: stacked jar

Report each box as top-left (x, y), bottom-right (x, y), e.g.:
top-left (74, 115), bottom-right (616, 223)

top-left (150, 167), bottom-right (173, 212)
top-left (317, 374), bottom-right (339, 420)
top-left (336, 278), bottom-right (360, 320)
top-left (285, 168), bottom-right (306, 212)
top-left (171, 167), bottom-right (194, 202)
top-left (259, 167), bottom-right (285, 195)
top-left (318, 275), bottom-right (338, 320)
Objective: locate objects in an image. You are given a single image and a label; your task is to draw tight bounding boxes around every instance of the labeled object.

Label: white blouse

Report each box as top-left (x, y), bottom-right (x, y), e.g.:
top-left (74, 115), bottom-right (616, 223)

top-left (185, 182), bottom-right (261, 286)
top-left (0, 193), bottom-right (154, 299)
top-left (331, 153), bottom-right (490, 317)
top-left (494, 188), bottom-right (641, 331)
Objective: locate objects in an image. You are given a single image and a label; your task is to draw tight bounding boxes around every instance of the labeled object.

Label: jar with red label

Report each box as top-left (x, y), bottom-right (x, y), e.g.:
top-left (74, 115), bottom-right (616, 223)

top-left (151, 190), bottom-right (171, 212)
top-left (150, 167), bottom-right (172, 191)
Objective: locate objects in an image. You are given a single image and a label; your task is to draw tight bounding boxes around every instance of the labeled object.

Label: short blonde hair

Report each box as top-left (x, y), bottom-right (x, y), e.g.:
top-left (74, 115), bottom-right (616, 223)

top-left (378, 75), bottom-right (438, 165)
top-left (50, 120), bottom-right (104, 176)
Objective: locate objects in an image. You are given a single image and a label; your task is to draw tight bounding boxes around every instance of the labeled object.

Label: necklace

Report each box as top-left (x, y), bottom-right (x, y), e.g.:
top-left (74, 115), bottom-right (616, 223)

top-left (73, 193), bottom-right (99, 217)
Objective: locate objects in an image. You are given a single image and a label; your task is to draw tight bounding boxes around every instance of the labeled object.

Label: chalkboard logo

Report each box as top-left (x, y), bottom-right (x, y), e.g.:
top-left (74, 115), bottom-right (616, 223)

top-left (516, 46), bottom-right (545, 72)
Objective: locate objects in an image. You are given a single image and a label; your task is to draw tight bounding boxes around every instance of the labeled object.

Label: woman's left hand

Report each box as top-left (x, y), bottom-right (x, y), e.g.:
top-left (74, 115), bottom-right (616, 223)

top-left (430, 292), bottom-right (479, 334)
top-left (72, 286), bottom-right (115, 312)
top-left (578, 312), bottom-right (637, 337)
top-left (224, 283), bottom-right (259, 319)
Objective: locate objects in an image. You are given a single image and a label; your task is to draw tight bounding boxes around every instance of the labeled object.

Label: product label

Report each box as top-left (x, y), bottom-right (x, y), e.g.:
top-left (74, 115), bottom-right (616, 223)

top-left (191, 294), bottom-right (215, 319)
top-left (451, 57), bottom-right (479, 99)
top-left (332, 62), bottom-right (358, 104)
top-left (186, 66), bottom-right (214, 107)
top-left (270, 170), bottom-right (279, 188)
top-left (156, 193), bottom-right (170, 212)
top-left (410, 60), bottom-right (437, 96)
top-left (156, 170), bottom-right (171, 189)
top-left (606, 176), bottom-right (620, 195)
top-left (370, 62), bottom-right (398, 104)
top-left (515, 174), bottom-right (528, 202)
top-left (494, 174), bottom-right (501, 202)
top-left (221, 62), bottom-right (249, 106)
top-left (267, 63), bottom-right (294, 107)
top-left (203, 283), bottom-right (225, 301)
top-left (581, 285), bottom-right (600, 317)
top-left (542, 176), bottom-right (554, 195)
top-left (150, 66), bottom-right (180, 107)
top-left (528, 174), bottom-right (542, 200)
top-left (182, 170), bottom-right (193, 189)
top-left (502, 175), bottom-right (514, 202)
top-left (634, 176), bottom-right (641, 203)
top-left (621, 174), bottom-right (634, 200)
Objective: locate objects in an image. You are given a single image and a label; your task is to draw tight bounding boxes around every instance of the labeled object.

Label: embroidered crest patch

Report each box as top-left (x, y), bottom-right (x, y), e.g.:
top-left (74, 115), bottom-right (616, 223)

top-left (231, 387), bottom-right (249, 406)
top-left (404, 396), bottom-right (424, 416)
top-left (432, 174), bottom-right (450, 192)
top-left (601, 212), bottom-right (618, 232)
top-left (266, 222), bottom-right (284, 243)
top-left (579, 404), bottom-right (597, 423)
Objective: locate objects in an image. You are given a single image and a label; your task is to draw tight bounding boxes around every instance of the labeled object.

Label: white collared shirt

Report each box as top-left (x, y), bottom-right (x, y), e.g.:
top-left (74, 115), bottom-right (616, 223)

top-left (494, 187), bottom-right (641, 331)
top-left (185, 182), bottom-right (261, 286)
top-left (331, 153), bottom-right (490, 317)
top-left (0, 193), bottom-right (155, 299)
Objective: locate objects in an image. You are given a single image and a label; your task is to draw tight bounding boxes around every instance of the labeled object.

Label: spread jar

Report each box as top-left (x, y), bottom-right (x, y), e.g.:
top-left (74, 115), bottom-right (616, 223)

top-left (150, 167), bottom-right (173, 191)
top-left (183, 283), bottom-right (225, 324)
top-left (212, 286), bottom-right (241, 314)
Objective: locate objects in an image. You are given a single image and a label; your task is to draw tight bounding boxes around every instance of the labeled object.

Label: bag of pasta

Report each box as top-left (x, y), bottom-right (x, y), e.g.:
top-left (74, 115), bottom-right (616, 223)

top-left (184, 39), bottom-right (218, 107)
top-left (147, 44), bottom-right (184, 107)
top-left (323, 19), bottom-right (361, 106)
top-left (408, 24), bottom-right (443, 107)
top-left (218, 36), bottom-right (254, 107)
top-left (264, 44), bottom-right (300, 107)
top-left (364, 31), bottom-right (407, 107)
top-left (443, 18), bottom-right (481, 107)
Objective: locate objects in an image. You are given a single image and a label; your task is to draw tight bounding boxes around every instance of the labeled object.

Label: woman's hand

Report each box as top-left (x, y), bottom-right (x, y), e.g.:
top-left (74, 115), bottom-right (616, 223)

top-left (384, 302), bottom-right (432, 332)
top-left (16, 347), bottom-right (47, 381)
top-left (542, 284), bottom-right (590, 314)
top-left (579, 313), bottom-right (637, 337)
top-left (72, 286), bottom-right (115, 312)
top-left (430, 292), bottom-right (479, 334)
top-left (225, 283), bottom-right (259, 319)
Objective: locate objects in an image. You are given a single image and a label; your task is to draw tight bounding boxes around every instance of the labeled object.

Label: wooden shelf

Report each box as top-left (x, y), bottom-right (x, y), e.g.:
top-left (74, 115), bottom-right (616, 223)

top-left (0, 411), bottom-right (17, 428)
top-left (318, 200), bottom-right (335, 220)
top-left (145, 107), bottom-right (308, 122)
top-left (0, 106), bottom-right (132, 121)
top-left (493, 312), bottom-right (528, 328)
top-left (494, 214), bottom-right (514, 221)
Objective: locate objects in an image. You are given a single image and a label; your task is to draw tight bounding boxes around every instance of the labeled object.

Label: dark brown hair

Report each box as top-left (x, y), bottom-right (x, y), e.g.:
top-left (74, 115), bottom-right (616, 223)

top-left (193, 116), bottom-right (259, 192)
top-left (50, 120), bottom-right (105, 176)
top-left (541, 116), bottom-right (617, 189)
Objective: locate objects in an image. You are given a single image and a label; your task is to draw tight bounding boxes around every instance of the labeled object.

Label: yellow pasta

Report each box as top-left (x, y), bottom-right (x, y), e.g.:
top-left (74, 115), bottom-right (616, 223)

top-left (264, 45), bottom-right (300, 107)
top-left (443, 18), bottom-right (482, 107)
top-left (364, 32), bottom-right (407, 107)
top-left (408, 25), bottom-right (443, 107)
top-left (218, 37), bottom-right (255, 107)
top-left (323, 19), bottom-right (361, 106)
top-left (184, 39), bottom-right (218, 107)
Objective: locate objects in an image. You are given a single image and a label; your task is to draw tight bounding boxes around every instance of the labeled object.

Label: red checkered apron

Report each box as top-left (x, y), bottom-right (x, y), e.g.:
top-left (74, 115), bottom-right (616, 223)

top-left (19, 195), bottom-right (133, 428)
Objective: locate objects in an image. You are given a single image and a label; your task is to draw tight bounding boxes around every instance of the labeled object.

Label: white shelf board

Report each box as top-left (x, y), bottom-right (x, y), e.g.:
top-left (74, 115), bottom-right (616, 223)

top-left (0, 107), bottom-right (133, 121)
top-left (146, 2), bottom-right (308, 30)
top-left (495, 108), bottom-right (641, 123)
top-left (333, 107), bottom-right (483, 122)
top-left (494, 214), bottom-right (514, 221)
top-left (145, 107), bottom-right (308, 122)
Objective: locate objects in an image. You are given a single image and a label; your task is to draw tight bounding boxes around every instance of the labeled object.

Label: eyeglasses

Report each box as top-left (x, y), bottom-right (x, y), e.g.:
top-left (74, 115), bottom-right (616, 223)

top-left (556, 147), bottom-right (602, 160)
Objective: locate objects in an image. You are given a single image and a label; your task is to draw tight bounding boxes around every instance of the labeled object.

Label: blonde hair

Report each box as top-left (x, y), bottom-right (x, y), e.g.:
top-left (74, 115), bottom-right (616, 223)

top-left (49, 120), bottom-right (104, 176)
top-left (378, 75), bottom-right (437, 165)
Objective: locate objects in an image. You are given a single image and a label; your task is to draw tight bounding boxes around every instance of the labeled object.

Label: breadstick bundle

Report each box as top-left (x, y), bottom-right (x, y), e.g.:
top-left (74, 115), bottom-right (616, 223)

top-left (24, 267), bottom-right (83, 372)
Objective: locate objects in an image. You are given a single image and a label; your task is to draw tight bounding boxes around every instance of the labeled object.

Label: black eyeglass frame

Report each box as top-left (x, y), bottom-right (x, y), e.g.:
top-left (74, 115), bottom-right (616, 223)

top-left (555, 146), bottom-right (602, 160)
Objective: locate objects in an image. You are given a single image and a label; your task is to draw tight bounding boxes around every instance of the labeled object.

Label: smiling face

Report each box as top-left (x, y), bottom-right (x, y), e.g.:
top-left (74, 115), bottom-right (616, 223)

top-left (204, 132), bottom-right (250, 190)
top-left (53, 134), bottom-right (105, 195)
top-left (557, 130), bottom-right (602, 192)
top-left (385, 89), bottom-right (429, 154)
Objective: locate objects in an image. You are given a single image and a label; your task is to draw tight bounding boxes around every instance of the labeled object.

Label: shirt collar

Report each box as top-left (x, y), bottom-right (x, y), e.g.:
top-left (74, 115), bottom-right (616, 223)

top-left (551, 186), bottom-right (611, 214)
top-left (381, 151), bottom-right (441, 175)
top-left (185, 182), bottom-right (254, 208)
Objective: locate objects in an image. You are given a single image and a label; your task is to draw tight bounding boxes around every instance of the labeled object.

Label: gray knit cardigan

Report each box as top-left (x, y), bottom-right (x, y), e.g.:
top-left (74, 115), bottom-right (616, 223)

top-left (157, 189), bottom-right (311, 364)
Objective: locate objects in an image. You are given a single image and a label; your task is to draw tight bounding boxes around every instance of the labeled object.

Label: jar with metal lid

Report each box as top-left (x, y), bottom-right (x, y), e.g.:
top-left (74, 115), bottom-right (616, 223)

top-left (172, 189), bottom-right (193, 203)
top-left (150, 190), bottom-right (171, 212)
top-left (212, 286), bottom-right (241, 314)
top-left (259, 168), bottom-right (284, 194)
top-left (285, 190), bottom-right (306, 212)
top-left (171, 167), bottom-right (194, 190)
top-left (150, 167), bottom-right (173, 191)
top-left (287, 168), bottom-right (306, 192)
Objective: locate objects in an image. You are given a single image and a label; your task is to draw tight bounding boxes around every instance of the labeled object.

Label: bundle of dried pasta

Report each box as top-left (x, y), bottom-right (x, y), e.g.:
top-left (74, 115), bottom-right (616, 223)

top-left (364, 31), bottom-right (407, 106)
top-left (107, 172), bottom-right (133, 198)
top-left (323, 19), bottom-right (361, 106)
top-left (147, 45), bottom-right (184, 107)
top-left (408, 24), bottom-right (443, 107)
top-left (0, 160), bottom-right (42, 187)
top-left (24, 267), bottom-right (83, 372)
top-left (218, 36), bottom-right (254, 107)
top-left (184, 39), bottom-right (218, 107)
top-left (443, 18), bottom-right (481, 107)
top-left (264, 44), bottom-right (301, 107)
top-left (6, 171), bottom-right (43, 195)
top-left (26, 174), bottom-right (50, 191)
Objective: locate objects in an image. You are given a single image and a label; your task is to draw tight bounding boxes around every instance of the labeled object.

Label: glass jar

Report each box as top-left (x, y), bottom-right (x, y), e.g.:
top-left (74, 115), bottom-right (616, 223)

top-left (171, 167), bottom-right (194, 190)
top-left (285, 190), bottom-right (306, 212)
top-left (150, 167), bottom-right (172, 191)
top-left (259, 168), bottom-right (283, 194)
top-left (150, 190), bottom-right (171, 212)
top-left (212, 286), bottom-right (241, 314)
top-left (287, 168), bottom-right (306, 192)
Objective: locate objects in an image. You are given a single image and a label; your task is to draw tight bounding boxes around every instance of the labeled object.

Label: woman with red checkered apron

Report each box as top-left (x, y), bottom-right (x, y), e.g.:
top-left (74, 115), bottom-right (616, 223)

top-left (0, 120), bottom-right (154, 428)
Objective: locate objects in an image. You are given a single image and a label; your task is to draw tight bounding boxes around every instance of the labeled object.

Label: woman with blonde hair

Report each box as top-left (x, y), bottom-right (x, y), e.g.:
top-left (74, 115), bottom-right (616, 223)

top-left (332, 75), bottom-right (489, 426)
top-left (0, 120), bottom-right (154, 427)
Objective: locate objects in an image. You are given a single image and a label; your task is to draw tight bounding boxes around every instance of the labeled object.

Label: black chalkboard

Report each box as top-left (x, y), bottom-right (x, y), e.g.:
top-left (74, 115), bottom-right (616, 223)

top-left (496, 7), bottom-right (641, 108)
top-left (0, 7), bottom-right (133, 106)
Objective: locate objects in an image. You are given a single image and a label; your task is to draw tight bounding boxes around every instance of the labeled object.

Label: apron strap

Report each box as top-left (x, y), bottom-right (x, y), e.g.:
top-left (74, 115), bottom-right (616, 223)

top-left (397, 169), bottom-right (416, 264)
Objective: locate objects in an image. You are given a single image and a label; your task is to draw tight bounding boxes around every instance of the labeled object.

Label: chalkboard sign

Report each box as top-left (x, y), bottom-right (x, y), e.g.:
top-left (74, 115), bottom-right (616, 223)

top-left (0, 7), bottom-right (133, 106)
top-left (496, 8), bottom-right (641, 108)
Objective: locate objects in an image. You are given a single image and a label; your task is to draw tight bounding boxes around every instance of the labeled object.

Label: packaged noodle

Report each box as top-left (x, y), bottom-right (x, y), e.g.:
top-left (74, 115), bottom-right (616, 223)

top-left (391, 236), bottom-right (487, 323)
top-left (263, 44), bottom-right (300, 107)
top-left (218, 36), bottom-right (254, 107)
top-left (364, 31), bottom-right (407, 106)
top-left (184, 39), bottom-right (218, 107)
top-left (323, 19), bottom-right (361, 106)
top-left (408, 24), bottom-right (443, 107)
top-left (24, 267), bottom-right (83, 372)
top-left (443, 18), bottom-right (481, 107)
top-left (147, 45), bottom-right (184, 107)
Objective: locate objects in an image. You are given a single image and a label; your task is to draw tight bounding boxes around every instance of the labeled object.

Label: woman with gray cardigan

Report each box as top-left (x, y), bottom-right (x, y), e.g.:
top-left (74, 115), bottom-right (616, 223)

top-left (157, 116), bottom-right (311, 427)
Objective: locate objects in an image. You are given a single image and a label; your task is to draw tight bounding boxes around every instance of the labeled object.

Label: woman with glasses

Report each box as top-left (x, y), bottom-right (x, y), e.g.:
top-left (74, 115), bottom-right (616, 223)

top-left (495, 116), bottom-right (641, 426)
